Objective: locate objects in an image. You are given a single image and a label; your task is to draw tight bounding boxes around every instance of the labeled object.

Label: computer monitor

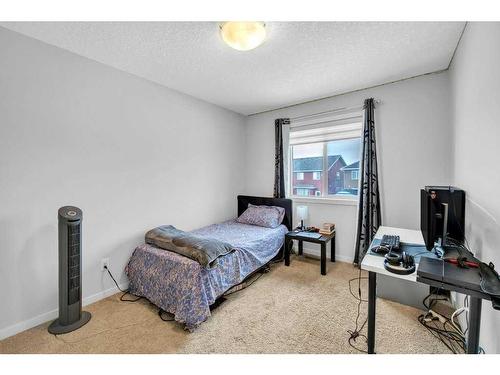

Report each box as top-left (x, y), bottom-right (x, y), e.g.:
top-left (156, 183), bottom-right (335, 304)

top-left (420, 186), bottom-right (466, 251)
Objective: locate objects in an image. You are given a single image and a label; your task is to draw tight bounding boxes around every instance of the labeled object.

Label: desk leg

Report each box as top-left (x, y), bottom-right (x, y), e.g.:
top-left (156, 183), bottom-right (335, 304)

top-left (285, 239), bottom-right (290, 266)
top-left (331, 237), bottom-right (336, 262)
top-left (320, 243), bottom-right (326, 275)
top-left (367, 271), bottom-right (376, 354)
top-left (298, 240), bottom-right (303, 256)
top-left (467, 296), bottom-right (482, 354)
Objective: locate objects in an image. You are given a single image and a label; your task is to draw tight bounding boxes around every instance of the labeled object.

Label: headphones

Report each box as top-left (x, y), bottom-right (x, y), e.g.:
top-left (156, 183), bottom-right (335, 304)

top-left (383, 251), bottom-right (416, 275)
top-left (371, 245), bottom-right (391, 255)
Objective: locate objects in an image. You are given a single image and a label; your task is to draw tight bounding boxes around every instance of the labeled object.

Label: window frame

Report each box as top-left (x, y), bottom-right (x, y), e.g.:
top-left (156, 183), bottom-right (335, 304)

top-left (289, 136), bottom-right (362, 203)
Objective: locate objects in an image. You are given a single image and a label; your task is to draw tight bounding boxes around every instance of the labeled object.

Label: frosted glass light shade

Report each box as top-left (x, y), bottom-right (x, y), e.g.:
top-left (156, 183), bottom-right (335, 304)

top-left (297, 206), bottom-right (309, 221)
top-left (220, 22), bottom-right (266, 51)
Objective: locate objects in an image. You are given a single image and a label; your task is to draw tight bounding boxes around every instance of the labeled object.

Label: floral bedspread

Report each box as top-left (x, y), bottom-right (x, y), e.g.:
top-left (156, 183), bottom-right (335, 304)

top-left (125, 219), bottom-right (287, 330)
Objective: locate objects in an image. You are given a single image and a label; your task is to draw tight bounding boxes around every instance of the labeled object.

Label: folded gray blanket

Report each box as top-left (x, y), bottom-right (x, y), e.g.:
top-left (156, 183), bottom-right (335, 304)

top-left (145, 225), bottom-right (234, 268)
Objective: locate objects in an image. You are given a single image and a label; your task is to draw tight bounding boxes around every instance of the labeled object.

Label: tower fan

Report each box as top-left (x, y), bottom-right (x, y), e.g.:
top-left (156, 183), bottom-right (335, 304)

top-left (48, 206), bottom-right (91, 334)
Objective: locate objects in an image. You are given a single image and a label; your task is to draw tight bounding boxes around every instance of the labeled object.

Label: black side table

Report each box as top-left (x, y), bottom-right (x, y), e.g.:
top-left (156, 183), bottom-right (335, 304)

top-left (284, 230), bottom-right (336, 275)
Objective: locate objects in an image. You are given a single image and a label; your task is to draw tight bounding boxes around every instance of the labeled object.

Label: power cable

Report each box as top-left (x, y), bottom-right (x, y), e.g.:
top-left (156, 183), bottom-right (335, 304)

top-left (346, 267), bottom-right (368, 353)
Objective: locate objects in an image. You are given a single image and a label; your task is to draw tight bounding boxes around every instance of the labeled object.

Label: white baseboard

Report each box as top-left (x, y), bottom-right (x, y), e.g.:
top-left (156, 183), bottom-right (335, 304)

top-left (0, 308), bottom-right (59, 342)
top-left (0, 282), bottom-right (128, 341)
top-left (0, 247), bottom-right (352, 342)
top-left (82, 282), bottom-right (129, 306)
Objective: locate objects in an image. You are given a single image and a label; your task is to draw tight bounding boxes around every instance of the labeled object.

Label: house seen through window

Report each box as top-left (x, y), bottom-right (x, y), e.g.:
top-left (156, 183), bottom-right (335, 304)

top-left (290, 134), bottom-right (362, 198)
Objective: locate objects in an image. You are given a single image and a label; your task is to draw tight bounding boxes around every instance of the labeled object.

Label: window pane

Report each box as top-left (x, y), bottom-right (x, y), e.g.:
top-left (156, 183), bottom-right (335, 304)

top-left (292, 143), bottom-right (324, 197)
top-left (327, 138), bottom-right (361, 196)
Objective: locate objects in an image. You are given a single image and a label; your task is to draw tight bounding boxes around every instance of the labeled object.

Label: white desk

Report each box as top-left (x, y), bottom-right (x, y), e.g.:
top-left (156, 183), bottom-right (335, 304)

top-left (361, 226), bottom-right (425, 283)
top-left (360, 226), bottom-right (484, 354)
top-left (361, 226), bottom-right (428, 353)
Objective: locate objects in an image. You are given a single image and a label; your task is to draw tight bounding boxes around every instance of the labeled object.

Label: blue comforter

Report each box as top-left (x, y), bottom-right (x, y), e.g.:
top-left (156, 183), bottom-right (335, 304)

top-left (125, 219), bottom-right (287, 330)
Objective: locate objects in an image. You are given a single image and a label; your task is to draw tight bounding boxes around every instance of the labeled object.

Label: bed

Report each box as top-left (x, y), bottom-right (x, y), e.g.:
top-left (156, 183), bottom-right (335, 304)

top-left (125, 195), bottom-right (292, 330)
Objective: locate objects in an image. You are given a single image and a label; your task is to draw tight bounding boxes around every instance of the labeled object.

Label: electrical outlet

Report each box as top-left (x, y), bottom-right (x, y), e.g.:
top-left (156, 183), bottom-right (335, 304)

top-left (101, 258), bottom-right (109, 272)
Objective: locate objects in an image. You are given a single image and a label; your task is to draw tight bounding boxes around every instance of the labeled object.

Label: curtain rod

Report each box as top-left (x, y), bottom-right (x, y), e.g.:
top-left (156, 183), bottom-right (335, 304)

top-left (289, 99), bottom-right (381, 122)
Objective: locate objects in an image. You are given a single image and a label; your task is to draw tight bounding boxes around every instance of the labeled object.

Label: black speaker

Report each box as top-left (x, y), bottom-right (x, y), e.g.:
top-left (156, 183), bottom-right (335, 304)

top-left (48, 206), bottom-right (91, 334)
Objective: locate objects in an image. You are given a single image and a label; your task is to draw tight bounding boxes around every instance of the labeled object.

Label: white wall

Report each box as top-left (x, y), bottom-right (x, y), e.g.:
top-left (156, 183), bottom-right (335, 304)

top-left (449, 22), bottom-right (500, 354)
top-left (245, 72), bottom-right (452, 261)
top-left (0, 27), bottom-right (246, 338)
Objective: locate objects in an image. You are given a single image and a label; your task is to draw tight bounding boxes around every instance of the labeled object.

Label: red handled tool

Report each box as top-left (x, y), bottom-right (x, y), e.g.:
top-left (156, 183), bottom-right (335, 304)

top-left (445, 257), bottom-right (479, 268)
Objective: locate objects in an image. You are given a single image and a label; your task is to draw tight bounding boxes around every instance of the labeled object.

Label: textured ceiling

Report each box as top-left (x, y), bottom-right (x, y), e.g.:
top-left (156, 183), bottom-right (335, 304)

top-left (1, 22), bottom-right (464, 115)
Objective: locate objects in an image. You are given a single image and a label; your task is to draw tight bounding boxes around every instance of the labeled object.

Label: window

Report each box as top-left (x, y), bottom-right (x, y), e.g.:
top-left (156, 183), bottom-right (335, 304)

top-left (289, 111), bottom-right (362, 199)
top-left (291, 143), bottom-right (324, 197)
top-left (296, 188), bottom-right (310, 196)
top-left (326, 138), bottom-right (361, 195)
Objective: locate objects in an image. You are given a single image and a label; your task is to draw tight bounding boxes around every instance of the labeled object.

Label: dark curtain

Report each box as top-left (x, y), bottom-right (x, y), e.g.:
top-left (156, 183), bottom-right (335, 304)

top-left (273, 118), bottom-right (290, 198)
top-left (353, 98), bottom-right (382, 265)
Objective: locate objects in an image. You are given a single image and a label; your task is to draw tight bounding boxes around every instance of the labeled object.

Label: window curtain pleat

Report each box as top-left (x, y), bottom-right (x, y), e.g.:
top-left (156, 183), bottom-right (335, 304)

top-left (282, 123), bottom-right (291, 198)
top-left (353, 98), bottom-right (382, 265)
top-left (274, 118), bottom-right (291, 198)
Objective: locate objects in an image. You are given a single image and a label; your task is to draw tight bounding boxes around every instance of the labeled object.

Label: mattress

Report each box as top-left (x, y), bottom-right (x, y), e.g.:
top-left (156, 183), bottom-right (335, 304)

top-left (125, 219), bottom-right (287, 330)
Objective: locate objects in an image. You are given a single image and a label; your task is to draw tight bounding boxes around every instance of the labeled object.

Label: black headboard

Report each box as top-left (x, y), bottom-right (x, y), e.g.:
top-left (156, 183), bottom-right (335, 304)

top-left (237, 195), bottom-right (293, 231)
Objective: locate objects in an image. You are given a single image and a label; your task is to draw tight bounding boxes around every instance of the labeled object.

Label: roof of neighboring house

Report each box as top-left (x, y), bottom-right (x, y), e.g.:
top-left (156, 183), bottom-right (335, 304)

top-left (293, 155), bottom-right (345, 172)
top-left (341, 161), bottom-right (360, 171)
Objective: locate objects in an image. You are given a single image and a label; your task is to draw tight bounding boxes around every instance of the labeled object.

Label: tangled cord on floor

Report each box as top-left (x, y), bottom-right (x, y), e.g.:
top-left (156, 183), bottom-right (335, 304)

top-left (104, 266), bottom-right (175, 323)
top-left (106, 262), bottom-right (272, 325)
top-left (104, 266), bottom-right (143, 302)
top-left (346, 267), bottom-right (369, 353)
top-left (417, 292), bottom-right (485, 354)
top-left (50, 261), bottom-right (276, 344)
top-left (418, 293), bottom-right (465, 353)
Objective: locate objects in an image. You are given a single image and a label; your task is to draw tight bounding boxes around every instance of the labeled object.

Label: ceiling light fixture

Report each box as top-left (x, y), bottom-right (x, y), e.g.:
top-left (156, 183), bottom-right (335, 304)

top-left (219, 22), bottom-right (266, 51)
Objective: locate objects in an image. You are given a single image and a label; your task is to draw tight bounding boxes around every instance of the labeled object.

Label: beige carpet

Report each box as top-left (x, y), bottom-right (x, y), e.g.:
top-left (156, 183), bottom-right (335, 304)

top-left (0, 257), bottom-right (451, 354)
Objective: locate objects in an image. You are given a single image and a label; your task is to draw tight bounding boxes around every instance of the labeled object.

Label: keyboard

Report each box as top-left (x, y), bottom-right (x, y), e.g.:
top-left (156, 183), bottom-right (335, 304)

top-left (380, 235), bottom-right (400, 251)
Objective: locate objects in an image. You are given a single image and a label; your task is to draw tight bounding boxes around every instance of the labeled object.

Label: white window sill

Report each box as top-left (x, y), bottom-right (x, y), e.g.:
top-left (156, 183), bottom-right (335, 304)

top-left (290, 196), bottom-right (358, 206)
